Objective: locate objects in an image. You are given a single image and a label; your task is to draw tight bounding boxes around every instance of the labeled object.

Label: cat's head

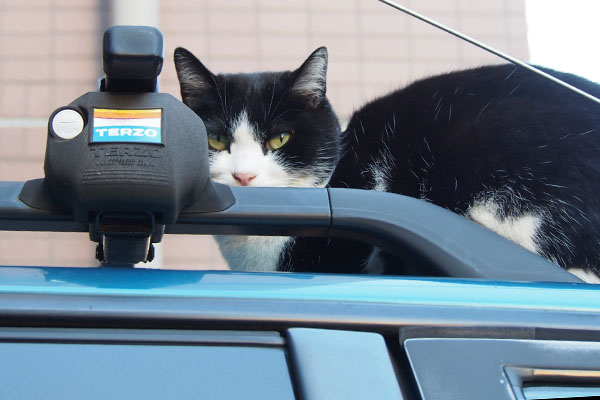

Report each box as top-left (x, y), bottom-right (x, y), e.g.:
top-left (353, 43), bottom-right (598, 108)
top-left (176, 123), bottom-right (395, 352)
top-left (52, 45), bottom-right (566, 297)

top-left (174, 47), bottom-right (341, 188)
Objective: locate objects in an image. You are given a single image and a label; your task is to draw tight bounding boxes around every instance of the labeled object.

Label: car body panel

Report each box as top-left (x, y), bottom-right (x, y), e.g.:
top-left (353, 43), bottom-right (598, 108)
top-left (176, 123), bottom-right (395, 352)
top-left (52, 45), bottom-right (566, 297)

top-left (0, 266), bottom-right (598, 312)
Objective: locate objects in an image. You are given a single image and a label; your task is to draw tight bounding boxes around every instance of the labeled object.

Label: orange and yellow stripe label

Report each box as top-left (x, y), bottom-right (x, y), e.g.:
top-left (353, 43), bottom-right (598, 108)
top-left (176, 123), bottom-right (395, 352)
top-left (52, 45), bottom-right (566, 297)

top-left (94, 108), bottom-right (162, 119)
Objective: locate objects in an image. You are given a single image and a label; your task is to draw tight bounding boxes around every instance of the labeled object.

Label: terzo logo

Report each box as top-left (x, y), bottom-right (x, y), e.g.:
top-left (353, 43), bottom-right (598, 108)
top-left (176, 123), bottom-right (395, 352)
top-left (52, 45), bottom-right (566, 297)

top-left (96, 127), bottom-right (158, 138)
top-left (92, 125), bottom-right (162, 144)
top-left (90, 145), bottom-right (162, 158)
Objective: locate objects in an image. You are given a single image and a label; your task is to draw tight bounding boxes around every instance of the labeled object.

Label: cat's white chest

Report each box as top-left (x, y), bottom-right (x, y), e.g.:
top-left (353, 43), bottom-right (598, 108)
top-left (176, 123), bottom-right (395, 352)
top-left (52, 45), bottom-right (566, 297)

top-left (214, 235), bottom-right (292, 272)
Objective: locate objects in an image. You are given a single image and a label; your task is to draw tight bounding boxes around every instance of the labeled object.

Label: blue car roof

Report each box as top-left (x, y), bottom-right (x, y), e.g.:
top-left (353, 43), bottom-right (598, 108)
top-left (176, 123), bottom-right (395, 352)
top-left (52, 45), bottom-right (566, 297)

top-left (0, 266), bottom-right (598, 313)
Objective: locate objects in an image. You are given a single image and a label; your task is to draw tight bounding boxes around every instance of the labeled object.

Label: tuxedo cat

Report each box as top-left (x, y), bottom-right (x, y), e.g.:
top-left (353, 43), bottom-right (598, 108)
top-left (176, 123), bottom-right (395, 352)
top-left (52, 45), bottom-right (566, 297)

top-left (174, 46), bottom-right (600, 282)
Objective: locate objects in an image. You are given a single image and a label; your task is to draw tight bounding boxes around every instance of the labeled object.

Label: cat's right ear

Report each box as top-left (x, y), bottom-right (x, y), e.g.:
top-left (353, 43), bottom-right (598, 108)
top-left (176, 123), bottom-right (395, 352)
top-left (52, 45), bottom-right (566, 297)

top-left (289, 47), bottom-right (329, 108)
top-left (174, 47), bottom-right (216, 106)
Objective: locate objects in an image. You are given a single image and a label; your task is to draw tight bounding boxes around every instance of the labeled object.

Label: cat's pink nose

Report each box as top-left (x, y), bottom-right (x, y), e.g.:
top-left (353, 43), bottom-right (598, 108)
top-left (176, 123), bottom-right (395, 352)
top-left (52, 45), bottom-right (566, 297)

top-left (233, 172), bottom-right (257, 186)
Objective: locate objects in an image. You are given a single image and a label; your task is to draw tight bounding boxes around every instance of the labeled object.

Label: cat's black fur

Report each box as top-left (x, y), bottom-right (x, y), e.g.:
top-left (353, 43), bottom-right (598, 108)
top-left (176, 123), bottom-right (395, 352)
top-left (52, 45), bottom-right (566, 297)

top-left (283, 64), bottom-right (600, 277)
top-left (175, 47), bottom-right (600, 279)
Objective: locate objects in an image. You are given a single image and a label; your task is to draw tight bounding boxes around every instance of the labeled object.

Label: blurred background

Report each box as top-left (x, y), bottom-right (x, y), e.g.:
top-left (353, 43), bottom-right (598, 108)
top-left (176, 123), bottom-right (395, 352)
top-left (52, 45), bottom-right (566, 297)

top-left (0, 0), bottom-right (596, 269)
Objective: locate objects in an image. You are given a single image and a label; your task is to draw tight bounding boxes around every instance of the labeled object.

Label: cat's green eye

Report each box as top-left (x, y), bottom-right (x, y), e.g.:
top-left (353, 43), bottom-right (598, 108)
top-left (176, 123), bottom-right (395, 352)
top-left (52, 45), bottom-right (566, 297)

top-left (208, 133), bottom-right (230, 151)
top-left (267, 132), bottom-right (292, 150)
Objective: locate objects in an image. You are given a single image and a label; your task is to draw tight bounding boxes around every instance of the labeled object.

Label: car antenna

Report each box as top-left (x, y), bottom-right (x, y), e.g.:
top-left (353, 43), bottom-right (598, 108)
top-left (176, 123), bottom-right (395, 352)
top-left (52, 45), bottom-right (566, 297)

top-left (378, 0), bottom-right (600, 106)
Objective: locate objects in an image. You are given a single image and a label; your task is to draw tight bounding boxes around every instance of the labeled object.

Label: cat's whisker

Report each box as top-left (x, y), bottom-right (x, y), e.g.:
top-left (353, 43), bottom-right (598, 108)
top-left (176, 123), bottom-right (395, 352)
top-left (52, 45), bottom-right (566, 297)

top-left (509, 85), bottom-right (521, 96)
top-left (358, 119), bottom-right (365, 135)
top-left (223, 78), bottom-right (230, 117)
top-left (503, 66), bottom-right (518, 82)
top-left (423, 137), bottom-right (431, 154)
top-left (476, 102), bottom-right (491, 119)
top-left (577, 129), bottom-right (596, 136)
top-left (542, 183), bottom-right (568, 189)
top-left (270, 108), bottom-right (303, 125)
top-left (433, 97), bottom-right (444, 123)
top-left (266, 77), bottom-right (277, 119)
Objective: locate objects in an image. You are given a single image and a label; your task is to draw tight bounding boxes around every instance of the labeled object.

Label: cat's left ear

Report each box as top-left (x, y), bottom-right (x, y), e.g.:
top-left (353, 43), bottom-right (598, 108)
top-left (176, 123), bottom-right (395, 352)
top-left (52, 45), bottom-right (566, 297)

top-left (174, 47), bottom-right (216, 107)
top-left (290, 47), bottom-right (328, 108)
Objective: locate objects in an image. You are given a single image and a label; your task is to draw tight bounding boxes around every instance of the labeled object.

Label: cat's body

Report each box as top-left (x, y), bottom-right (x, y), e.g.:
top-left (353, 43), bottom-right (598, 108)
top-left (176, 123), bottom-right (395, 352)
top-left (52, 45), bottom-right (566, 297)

top-left (174, 47), bottom-right (600, 282)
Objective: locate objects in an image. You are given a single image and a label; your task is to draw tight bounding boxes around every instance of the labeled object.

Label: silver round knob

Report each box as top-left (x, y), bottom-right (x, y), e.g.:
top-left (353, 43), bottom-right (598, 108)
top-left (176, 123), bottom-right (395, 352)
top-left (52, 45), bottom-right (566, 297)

top-left (52, 109), bottom-right (84, 140)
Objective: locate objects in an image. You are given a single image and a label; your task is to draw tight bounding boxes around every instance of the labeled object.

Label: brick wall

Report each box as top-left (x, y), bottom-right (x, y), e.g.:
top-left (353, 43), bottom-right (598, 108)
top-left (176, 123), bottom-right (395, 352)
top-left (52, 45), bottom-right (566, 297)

top-left (0, 0), bottom-right (529, 269)
top-left (0, 0), bottom-right (106, 267)
top-left (159, 0), bottom-right (529, 118)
